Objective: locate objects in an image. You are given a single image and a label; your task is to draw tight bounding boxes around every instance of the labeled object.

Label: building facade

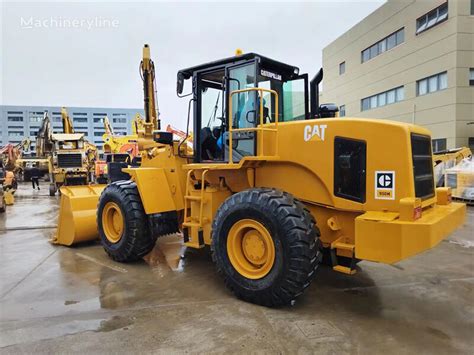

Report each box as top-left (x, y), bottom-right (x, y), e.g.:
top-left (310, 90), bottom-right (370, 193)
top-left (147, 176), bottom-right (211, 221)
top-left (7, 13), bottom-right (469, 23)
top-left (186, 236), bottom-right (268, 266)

top-left (0, 105), bottom-right (144, 153)
top-left (321, 0), bottom-right (474, 152)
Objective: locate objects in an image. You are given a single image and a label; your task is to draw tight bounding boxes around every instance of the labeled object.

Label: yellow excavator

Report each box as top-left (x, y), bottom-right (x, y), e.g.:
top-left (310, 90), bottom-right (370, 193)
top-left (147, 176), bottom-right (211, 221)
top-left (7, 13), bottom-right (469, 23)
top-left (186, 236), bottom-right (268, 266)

top-left (95, 115), bottom-right (142, 183)
top-left (433, 147), bottom-right (472, 187)
top-left (48, 107), bottom-right (98, 196)
top-left (16, 111), bottom-right (53, 182)
top-left (55, 45), bottom-right (465, 307)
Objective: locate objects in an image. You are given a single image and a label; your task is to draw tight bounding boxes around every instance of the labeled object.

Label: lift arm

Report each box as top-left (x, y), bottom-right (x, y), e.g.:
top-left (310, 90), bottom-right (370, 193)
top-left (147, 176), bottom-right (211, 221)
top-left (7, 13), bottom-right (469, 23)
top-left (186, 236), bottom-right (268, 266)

top-left (60, 107), bottom-right (75, 134)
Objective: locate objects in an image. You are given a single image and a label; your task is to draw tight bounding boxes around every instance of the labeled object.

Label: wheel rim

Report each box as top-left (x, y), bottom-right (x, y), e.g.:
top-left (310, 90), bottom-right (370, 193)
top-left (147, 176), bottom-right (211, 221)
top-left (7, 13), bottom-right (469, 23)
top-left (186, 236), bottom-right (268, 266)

top-left (102, 202), bottom-right (124, 243)
top-left (227, 219), bottom-right (275, 279)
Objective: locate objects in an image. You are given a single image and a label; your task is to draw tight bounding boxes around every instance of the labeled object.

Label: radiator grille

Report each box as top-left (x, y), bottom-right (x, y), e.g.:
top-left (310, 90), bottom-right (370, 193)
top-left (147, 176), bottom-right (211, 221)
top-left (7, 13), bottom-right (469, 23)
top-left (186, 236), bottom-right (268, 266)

top-left (411, 134), bottom-right (435, 199)
top-left (57, 153), bottom-right (83, 168)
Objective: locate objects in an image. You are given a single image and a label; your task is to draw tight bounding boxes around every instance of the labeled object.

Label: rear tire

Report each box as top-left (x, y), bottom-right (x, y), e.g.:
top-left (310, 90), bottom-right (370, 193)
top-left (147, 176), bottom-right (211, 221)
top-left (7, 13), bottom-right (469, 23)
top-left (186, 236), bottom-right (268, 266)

top-left (97, 181), bottom-right (155, 262)
top-left (211, 188), bottom-right (322, 307)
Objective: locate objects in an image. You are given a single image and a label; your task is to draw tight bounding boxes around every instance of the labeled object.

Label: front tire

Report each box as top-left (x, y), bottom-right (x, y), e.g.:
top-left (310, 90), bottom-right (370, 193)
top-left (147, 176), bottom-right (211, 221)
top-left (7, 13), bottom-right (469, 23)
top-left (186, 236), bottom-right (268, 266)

top-left (211, 188), bottom-right (322, 307)
top-left (97, 181), bottom-right (155, 262)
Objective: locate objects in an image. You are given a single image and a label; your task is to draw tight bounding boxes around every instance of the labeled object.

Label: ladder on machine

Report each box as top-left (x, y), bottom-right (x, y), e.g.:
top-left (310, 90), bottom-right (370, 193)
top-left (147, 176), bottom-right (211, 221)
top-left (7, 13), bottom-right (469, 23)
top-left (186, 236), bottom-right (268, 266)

top-left (182, 169), bottom-right (209, 248)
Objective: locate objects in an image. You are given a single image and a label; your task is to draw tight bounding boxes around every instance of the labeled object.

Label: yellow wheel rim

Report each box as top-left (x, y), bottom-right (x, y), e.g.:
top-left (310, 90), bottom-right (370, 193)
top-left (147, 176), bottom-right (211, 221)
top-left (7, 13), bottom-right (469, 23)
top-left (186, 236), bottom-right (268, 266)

top-left (102, 202), bottom-right (124, 244)
top-left (227, 219), bottom-right (275, 279)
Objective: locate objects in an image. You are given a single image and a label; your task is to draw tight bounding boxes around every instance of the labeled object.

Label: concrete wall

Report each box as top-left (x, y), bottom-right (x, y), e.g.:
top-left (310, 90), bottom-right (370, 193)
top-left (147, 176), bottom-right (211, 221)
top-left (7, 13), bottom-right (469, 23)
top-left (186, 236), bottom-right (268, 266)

top-left (322, 0), bottom-right (474, 150)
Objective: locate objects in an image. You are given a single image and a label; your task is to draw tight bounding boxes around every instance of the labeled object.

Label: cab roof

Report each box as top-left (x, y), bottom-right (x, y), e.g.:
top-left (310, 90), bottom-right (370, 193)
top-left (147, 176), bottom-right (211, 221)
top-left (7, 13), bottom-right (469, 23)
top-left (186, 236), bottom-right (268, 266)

top-left (51, 133), bottom-right (84, 141)
top-left (178, 52), bottom-right (300, 81)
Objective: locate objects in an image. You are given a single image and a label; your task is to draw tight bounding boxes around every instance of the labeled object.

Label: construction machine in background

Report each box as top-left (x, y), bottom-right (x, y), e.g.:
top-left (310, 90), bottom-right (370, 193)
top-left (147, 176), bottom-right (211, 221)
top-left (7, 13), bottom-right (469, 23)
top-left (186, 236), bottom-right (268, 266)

top-left (95, 115), bottom-right (141, 183)
top-left (0, 138), bottom-right (31, 172)
top-left (48, 107), bottom-right (98, 196)
top-left (55, 45), bottom-right (466, 307)
top-left (433, 147), bottom-right (472, 187)
top-left (16, 111), bottom-right (52, 181)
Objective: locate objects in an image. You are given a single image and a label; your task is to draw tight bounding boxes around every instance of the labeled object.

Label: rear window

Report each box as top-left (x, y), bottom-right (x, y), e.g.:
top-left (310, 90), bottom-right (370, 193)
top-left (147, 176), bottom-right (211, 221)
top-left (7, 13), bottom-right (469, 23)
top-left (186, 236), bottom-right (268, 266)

top-left (334, 137), bottom-right (367, 203)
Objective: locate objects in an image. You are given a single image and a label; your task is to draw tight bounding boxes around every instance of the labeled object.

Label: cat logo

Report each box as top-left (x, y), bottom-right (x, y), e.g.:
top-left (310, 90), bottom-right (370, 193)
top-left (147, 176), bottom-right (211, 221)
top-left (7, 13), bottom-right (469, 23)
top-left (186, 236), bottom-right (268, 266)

top-left (304, 124), bottom-right (327, 142)
top-left (375, 171), bottom-right (395, 200)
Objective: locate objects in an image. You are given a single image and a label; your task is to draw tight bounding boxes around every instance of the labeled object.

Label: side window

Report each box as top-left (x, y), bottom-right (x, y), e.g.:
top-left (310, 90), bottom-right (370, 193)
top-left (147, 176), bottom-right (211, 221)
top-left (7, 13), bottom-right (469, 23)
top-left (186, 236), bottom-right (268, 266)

top-left (334, 137), bottom-right (367, 203)
top-left (282, 78), bottom-right (307, 121)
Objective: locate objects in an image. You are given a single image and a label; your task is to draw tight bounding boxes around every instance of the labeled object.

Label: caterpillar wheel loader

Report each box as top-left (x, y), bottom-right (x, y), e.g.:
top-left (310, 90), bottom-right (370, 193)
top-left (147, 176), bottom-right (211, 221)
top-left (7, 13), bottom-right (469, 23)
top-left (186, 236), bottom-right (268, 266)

top-left (56, 45), bottom-right (466, 307)
top-left (49, 108), bottom-right (98, 196)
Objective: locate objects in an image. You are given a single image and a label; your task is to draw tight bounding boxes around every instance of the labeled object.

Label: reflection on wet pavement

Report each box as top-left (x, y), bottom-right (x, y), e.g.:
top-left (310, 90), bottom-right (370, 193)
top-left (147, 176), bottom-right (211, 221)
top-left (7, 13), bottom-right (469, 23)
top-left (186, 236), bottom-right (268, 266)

top-left (0, 183), bottom-right (473, 353)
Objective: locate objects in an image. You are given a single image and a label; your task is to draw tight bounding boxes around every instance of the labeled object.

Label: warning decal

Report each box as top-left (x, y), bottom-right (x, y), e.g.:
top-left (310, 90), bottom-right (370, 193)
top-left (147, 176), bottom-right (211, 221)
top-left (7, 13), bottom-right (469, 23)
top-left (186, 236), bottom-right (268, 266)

top-left (375, 171), bottom-right (395, 200)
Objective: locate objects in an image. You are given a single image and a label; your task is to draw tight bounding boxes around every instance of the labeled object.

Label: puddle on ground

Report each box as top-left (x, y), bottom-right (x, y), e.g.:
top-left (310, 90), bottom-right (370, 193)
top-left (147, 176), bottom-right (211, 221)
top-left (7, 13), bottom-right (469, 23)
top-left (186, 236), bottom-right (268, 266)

top-left (448, 239), bottom-right (474, 248)
top-left (143, 234), bottom-right (186, 274)
top-left (95, 315), bottom-right (134, 333)
top-left (64, 300), bottom-right (80, 305)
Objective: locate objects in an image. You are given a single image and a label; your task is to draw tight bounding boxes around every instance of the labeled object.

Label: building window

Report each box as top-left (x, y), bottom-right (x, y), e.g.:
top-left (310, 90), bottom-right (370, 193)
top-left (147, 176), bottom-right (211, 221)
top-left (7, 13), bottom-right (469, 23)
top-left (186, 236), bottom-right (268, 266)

top-left (361, 86), bottom-right (404, 111)
top-left (113, 118), bottom-right (127, 124)
top-left (417, 72), bottom-right (447, 96)
top-left (339, 62), bottom-right (345, 75)
top-left (7, 116), bottom-right (23, 122)
top-left (93, 113), bottom-right (107, 116)
top-left (73, 112), bottom-right (87, 116)
top-left (416, 2), bottom-right (448, 34)
top-left (94, 131), bottom-right (105, 136)
top-left (112, 113), bottom-right (127, 117)
top-left (469, 68), bottom-right (474, 86)
top-left (432, 138), bottom-right (447, 153)
top-left (30, 116), bottom-right (42, 122)
top-left (8, 131), bottom-right (24, 137)
top-left (339, 105), bottom-right (346, 117)
top-left (361, 28), bottom-right (404, 63)
top-left (93, 118), bottom-right (103, 123)
top-left (30, 131), bottom-right (38, 136)
top-left (73, 117), bottom-right (88, 123)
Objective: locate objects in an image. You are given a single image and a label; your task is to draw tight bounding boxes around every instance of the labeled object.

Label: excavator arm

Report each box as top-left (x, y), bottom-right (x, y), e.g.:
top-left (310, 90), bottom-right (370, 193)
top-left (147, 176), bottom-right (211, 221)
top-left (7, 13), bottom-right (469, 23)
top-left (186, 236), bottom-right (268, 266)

top-left (103, 116), bottom-right (114, 136)
top-left (140, 44), bottom-right (159, 132)
top-left (132, 113), bottom-right (145, 135)
top-left (36, 111), bottom-right (53, 158)
top-left (61, 107), bottom-right (75, 134)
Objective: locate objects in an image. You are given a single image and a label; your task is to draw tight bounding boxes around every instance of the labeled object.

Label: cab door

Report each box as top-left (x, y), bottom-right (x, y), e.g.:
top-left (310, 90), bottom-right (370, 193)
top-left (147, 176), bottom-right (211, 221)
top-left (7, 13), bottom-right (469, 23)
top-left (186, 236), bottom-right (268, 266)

top-left (225, 61), bottom-right (257, 162)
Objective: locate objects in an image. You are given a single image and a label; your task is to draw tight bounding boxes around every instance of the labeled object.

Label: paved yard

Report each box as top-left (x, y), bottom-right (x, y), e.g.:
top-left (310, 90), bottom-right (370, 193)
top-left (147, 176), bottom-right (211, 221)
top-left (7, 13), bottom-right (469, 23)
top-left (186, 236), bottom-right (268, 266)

top-left (1, 182), bottom-right (473, 354)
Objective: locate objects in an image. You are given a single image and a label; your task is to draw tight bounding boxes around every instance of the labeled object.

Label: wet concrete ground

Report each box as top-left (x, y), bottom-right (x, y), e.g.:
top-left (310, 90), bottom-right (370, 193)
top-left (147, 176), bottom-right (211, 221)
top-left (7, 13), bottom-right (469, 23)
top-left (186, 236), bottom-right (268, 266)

top-left (0, 182), bottom-right (473, 354)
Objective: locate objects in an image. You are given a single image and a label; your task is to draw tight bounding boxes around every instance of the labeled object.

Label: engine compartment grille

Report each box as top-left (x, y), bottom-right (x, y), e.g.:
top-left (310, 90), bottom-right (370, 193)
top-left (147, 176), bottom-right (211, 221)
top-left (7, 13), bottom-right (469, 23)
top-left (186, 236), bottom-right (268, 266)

top-left (57, 153), bottom-right (83, 168)
top-left (411, 134), bottom-right (435, 199)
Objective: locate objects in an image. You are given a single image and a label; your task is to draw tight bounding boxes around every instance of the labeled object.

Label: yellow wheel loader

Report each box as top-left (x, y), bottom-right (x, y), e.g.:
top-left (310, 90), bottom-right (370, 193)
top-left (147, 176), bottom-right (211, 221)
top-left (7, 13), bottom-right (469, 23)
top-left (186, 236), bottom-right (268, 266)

top-left (49, 108), bottom-right (98, 196)
top-left (56, 45), bottom-right (466, 307)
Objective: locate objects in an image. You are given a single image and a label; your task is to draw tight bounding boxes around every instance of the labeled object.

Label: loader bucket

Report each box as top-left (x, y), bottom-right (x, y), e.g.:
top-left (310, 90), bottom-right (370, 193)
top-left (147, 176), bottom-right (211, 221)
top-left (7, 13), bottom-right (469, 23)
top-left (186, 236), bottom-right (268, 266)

top-left (52, 184), bottom-right (106, 246)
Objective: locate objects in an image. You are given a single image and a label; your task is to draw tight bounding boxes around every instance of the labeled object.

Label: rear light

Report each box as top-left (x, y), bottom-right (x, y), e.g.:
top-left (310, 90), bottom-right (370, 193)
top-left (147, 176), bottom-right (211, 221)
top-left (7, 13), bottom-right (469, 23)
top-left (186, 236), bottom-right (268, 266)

top-left (399, 197), bottom-right (423, 221)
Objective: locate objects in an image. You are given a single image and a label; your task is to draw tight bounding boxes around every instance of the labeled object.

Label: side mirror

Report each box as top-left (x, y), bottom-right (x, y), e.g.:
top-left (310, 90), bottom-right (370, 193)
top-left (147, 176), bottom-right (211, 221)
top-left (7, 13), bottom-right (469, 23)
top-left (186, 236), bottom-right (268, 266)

top-left (177, 73), bottom-right (185, 95)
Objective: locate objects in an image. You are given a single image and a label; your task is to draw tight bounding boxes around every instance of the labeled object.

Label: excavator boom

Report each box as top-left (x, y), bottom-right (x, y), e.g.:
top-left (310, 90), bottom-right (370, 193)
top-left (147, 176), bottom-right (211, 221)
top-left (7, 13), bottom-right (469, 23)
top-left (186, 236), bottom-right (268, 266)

top-left (60, 107), bottom-right (75, 134)
top-left (141, 44), bottom-right (159, 130)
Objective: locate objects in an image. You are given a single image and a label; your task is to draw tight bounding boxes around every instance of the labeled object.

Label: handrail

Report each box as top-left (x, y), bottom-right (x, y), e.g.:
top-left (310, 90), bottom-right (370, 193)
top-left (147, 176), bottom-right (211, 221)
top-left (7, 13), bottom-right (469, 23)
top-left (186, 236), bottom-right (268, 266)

top-left (228, 87), bottom-right (279, 164)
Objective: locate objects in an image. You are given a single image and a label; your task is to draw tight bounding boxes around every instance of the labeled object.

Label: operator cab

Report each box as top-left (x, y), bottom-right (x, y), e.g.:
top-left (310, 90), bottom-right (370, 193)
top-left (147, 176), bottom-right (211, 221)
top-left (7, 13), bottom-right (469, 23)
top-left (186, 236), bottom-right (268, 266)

top-left (177, 53), bottom-right (310, 163)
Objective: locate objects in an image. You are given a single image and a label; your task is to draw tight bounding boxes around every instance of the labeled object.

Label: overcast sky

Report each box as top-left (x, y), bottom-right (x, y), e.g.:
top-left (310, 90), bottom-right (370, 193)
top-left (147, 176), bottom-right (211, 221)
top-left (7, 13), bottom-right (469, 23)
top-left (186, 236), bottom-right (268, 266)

top-left (1, 0), bottom-right (384, 129)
